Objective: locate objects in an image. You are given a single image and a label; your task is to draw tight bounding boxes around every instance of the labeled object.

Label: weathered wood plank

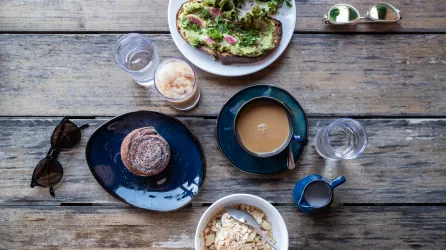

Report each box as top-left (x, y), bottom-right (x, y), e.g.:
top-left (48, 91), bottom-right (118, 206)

top-left (0, 205), bottom-right (445, 249)
top-left (0, 34), bottom-right (445, 117)
top-left (1, 118), bottom-right (445, 204)
top-left (0, 0), bottom-right (445, 33)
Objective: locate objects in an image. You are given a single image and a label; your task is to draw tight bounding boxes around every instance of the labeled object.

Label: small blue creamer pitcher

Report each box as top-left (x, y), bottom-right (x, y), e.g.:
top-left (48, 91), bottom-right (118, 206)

top-left (293, 174), bottom-right (346, 214)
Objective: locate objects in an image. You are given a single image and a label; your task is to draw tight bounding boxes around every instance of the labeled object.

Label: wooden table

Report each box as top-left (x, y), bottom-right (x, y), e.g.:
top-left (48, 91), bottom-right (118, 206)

top-left (1, 0), bottom-right (446, 249)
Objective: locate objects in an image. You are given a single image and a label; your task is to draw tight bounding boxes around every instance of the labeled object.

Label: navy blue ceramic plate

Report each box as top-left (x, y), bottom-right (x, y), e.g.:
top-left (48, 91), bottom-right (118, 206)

top-left (85, 111), bottom-right (206, 211)
top-left (216, 85), bottom-right (308, 175)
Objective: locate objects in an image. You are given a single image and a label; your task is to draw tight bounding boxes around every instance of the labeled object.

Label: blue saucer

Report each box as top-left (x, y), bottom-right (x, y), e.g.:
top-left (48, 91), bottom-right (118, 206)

top-left (85, 111), bottom-right (206, 211)
top-left (216, 85), bottom-right (308, 175)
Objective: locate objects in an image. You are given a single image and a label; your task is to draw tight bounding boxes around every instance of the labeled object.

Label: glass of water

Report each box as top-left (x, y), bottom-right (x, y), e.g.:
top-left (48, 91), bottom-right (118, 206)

top-left (314, 118), bottom-right (367, 160)
top-left (114, 33), bottom-right (160, 86)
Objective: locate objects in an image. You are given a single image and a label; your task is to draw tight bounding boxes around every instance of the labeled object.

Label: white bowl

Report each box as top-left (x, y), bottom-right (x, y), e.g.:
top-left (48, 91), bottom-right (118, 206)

top-left (195, 194), bottom-right (289, 250)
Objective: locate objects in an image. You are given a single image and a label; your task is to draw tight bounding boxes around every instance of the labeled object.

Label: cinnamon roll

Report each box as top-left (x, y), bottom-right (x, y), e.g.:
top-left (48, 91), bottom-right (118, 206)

top-left (120, 127), bottom-right (170, 176)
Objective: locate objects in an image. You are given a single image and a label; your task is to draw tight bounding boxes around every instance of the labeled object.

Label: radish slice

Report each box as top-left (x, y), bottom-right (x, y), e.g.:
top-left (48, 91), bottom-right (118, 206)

top-left (210, 8), bottom-right (222, 17)
top-left (224, 34), bottom-right (238, 45)
top-left (200, 35), bottom-right (215, 44)
top-left (186, 14), bottom-right (204, 27)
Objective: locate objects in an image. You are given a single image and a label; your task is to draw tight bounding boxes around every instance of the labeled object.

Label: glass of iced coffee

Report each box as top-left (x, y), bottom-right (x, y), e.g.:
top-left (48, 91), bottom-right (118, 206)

top-left (154, 58), bottom-right (200, 111)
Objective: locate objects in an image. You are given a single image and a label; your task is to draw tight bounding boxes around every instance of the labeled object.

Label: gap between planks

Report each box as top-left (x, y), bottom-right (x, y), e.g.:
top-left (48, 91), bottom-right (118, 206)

top-left (1, 203), bottom-right (446, 208)
top-left (1, 31), bottom-right (446, 35)
top-left (1, 116), bottom-right (446, 120)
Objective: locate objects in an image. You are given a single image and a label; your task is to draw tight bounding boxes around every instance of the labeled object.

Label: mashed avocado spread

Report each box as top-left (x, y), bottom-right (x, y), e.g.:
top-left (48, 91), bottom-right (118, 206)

top-left (179, 1), bottom-right (277, 57)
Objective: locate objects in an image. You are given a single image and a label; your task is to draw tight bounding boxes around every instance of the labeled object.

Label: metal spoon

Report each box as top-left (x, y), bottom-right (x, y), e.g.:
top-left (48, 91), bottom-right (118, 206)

top-left (287, 146), bottom-right (295, 170)
top-left (225, 207), bottom-right (279, 250)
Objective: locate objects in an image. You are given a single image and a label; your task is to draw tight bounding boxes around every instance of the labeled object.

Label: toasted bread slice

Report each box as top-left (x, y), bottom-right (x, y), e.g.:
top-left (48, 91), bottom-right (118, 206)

top-left (176, 1), bottom-right (282, 65)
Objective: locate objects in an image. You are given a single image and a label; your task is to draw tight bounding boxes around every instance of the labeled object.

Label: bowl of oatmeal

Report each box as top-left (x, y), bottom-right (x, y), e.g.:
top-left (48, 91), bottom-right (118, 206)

top-left (195, 194), bottom-right (288, 250)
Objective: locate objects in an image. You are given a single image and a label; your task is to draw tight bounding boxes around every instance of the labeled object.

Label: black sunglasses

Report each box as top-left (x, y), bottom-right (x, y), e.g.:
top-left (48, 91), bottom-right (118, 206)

top-left (30, 116), bottom-right (89, 197)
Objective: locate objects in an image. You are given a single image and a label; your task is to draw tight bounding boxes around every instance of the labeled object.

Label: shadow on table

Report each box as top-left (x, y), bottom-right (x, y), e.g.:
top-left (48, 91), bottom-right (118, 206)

top-left (323, 23), bottom-right (401, 33)
top-left (201, 50), bottom-right (290, 88)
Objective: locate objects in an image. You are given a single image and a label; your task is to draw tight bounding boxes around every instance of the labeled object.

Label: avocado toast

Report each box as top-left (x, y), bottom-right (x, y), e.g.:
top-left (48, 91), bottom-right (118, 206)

top-left (176, 0), bottom-right (283, 65)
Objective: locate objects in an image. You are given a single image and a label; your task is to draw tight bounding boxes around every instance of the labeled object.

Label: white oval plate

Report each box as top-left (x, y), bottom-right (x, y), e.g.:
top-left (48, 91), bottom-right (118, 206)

top-left (168, 0), bottom-right (296, 77)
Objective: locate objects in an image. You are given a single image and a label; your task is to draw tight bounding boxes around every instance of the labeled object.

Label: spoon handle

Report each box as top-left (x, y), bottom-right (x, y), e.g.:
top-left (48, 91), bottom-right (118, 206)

top-left (287, 145), bottom-right (295, 170)
top-left (256, 228), bottom-right (279, 250)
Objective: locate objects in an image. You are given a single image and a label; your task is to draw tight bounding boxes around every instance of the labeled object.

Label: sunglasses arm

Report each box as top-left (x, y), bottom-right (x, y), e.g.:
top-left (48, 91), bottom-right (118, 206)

top-left (78, 124), bottom-right (89, 130)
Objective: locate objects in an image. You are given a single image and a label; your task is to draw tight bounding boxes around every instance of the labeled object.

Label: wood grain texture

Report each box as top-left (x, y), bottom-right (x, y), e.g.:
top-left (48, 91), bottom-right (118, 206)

top-left (0, 0), bottom-right (445, 33)
top-left (0, 205), bottom-right (445, 249)
top-left (0, 34), bottom-right (445, 117)
top-left (1, 118), bottom-right (445, 205)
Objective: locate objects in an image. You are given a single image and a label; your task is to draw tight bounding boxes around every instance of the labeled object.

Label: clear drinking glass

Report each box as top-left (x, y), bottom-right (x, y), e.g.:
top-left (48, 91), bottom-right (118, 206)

top-left (154, 58), bottom-right (201, 111)
top-left (314, 118), bottom-right (367, 160)
top-left (114, 33), bottom-right (160, 86)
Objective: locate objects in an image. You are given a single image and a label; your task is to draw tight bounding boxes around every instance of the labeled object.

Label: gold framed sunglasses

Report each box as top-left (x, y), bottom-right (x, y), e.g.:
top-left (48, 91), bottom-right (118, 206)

top-left (324, 3), bottom-right (401, 24)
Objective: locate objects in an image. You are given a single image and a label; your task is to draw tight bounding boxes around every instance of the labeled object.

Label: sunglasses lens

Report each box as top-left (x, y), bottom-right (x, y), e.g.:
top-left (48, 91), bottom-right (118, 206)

top-left (51, 120), bottom-right (80, 150)
top-left (329, 5), bottom-right (359, 23)
top-left (370, 4), bottom-right (399, 21)
top-left (32, 159), bottom-right (63, 187)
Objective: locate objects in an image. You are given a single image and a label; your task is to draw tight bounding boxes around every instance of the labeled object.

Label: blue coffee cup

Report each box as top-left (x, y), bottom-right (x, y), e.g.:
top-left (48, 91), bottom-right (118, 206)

top-left (234, 96), bottom-right (308, 158)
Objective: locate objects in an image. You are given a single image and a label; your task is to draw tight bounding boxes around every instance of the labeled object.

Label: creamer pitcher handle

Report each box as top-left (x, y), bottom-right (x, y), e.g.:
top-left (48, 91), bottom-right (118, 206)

top-left (329, 176), bottom-right (346, 188)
